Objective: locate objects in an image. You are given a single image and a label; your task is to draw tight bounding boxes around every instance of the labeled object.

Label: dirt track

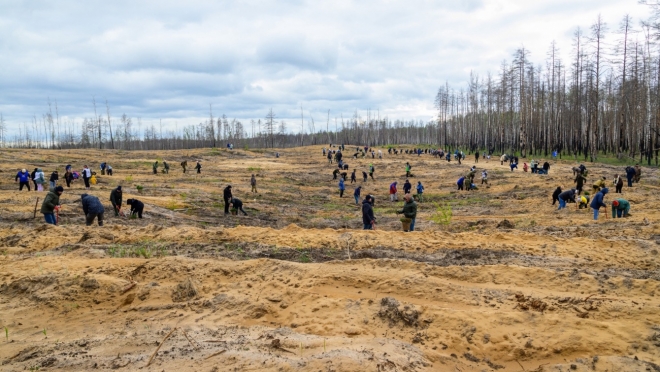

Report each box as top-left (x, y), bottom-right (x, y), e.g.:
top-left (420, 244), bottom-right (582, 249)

top-left (1, 146), bottom-right (659, 371)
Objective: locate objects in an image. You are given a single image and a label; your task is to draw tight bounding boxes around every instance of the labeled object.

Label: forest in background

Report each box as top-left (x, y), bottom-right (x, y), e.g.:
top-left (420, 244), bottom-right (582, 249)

top-left (1, 3), bottom-right (660, 165)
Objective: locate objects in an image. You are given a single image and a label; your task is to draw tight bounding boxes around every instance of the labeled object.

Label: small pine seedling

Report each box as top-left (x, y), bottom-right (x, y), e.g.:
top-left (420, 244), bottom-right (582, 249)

top-left (42, 328), bottom-right (47, 338)
top-left (4, 326), bottom-right (8, 342)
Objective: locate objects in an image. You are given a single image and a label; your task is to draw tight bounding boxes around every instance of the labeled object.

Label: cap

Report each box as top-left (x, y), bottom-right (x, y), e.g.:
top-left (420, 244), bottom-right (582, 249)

top-left (22, 169), bottom-right (26, 172)
top-left (612, 200), bottom-right (619, 207)
top-left (55, 186), bottom-right (64, 192)
top-left (117, 186), bottom-right (122, 191)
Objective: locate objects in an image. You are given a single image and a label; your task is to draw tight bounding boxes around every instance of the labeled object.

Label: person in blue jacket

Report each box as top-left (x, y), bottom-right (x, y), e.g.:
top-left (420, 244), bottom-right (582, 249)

top-left (81, 193), bottom-right (105, 226)
top-left (353, 186), bottom-right (361, 205)
top-left (457, 176), bottom-right (465, 191)
top-left (15, 169), bottom-right (32, 191)
top-left (416, 181), bottom-right (424, 202)
top-left (589, 187), bottom-right (609, 220)
top-left (625, 166), bottom-right (636, 187)
top-left (338, 177), bottom-right (345, 198)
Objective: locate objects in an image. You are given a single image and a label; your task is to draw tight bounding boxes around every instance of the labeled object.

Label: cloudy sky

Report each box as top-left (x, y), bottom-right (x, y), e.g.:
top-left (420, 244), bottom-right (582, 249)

top-left (0, 0), bottom-right (651, 136)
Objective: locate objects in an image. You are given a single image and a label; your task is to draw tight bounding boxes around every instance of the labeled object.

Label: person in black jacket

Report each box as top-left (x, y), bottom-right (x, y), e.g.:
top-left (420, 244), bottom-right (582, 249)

top-left (81, 193), bottom-right (104, 226)
top-left (552, 187), bottom-right (562, 205)
top-left (31, 168), bottom-right (38, 192)
top-left (223, 185), bottom-right (233, 215)
top-left (362, 195), bottom-right (376, 230)
top-left (126, 198), bottom-right (144, 219)
top-left (109, 186), bottom-right (123, 216)
top-left (229, 197), bottom-right (248, 215)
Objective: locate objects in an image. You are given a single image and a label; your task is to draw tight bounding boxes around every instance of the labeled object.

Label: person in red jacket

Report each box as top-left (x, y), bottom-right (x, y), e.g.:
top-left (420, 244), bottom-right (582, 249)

top-left (389, 181), bottom-right (398, 202)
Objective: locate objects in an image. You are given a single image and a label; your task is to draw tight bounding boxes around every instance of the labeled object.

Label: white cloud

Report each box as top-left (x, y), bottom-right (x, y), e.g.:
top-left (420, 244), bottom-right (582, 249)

top-left (0, 0), bottom-right (651, 135)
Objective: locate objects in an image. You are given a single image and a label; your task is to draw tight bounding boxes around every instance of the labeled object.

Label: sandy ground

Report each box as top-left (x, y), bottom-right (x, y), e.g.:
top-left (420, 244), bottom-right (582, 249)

top-left (0, 146), bottom-right (659, 371)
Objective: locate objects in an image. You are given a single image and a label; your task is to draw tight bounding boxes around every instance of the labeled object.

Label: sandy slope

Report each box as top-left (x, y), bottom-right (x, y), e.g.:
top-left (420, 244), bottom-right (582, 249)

top-left (0, 146), bottom-right (659, 371)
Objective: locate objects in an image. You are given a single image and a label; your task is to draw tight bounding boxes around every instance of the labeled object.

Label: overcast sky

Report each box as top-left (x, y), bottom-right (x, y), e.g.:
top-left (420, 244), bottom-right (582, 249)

top-left (0, 0), bottom-right (651, 135)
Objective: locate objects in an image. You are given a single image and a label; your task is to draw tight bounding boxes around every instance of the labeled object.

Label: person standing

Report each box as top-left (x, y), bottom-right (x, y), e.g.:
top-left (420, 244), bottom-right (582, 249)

top-left (126, 198), bottom-right (144, 219)
top-left (163, 161), bottom-right (170, 174)
top-left (350, 169), bottom-right (357, 184)
top-left (195, 161), bottom-right (202, 174)
top-left (353, 186), bottom-right (362, 205)
top-left (41, 186), bottom-right (63, 225)
top-left (15, 169), bottom-right (31, 191)
top-left (362, 195), bottom-right (376, 230)
top-left (223, 185), bottom-right (233, 215)
top-left (34, 168), bottom-right (46, 192)
top-left (152, 161), bottom-right (158, 174)
top-left (574, 172), bottom-right (587, 195)
top-left (481, 170), bottom-right (488, 185)
top-left (613, 174), bottom-right (624, 193)
top-left (389, 181), bottom-right (398, 202)
top-left (634, 164), bottom-right (641, 183)
top-left (416, 181), bottom-right (424, 202)
top-left (251, 174), bottom-right (257, 193)
top-left (82, 165), bottom-right (92, 190)
top-left (181, 161), bottom-right (188, 173)
top-left (229, 197), bottom-right (248, 215)
top-left (49, 171), bottom-right (59, 189)
top-left (369, 164), bottom-right (375, 180)
top-left (405, 162), bottom-right (411, 177)
top-left (362, 171), bottom-right (368, 182)
top-left (109, 186), bottom-right (123, 217)
top-left (31, 168), bottom-right (38, 192)
top-left (611, 199), bottom-right (631, 218)
top-left (339, 177), bottom-right (345, 198)
top-left (625, 166), bottom-right (635, 187)
top-left (590, 187), bottom-right (609, 221)
top-left (474, 151), bottom-right (479, 163)
top-left (397, 194), bottom-right (418, 232)
top-left (64, 169), bottom-right (74, 188)
top-left (81, 193), bottom-right (104, 226)
top-left (403, 179), bottom-right (412, 195)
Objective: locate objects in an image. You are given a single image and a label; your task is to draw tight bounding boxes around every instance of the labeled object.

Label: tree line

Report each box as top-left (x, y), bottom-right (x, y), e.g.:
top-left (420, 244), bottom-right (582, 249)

top-left (2, 6), bottom-right (660, 166)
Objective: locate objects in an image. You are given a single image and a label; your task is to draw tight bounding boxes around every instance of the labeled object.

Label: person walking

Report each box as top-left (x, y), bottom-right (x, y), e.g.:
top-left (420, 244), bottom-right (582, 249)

top-left (126, 198), bottom-right (144, 219)
top-left (339, 177), bottom-right (345, 198)
top-left (229, 197), bottom-right (248, 215)
top-left (15, 169), bottom-right (31, 191)
top-left (389, 181), bottom-right (398, 202)
top-left (49, 171), bottom-right (59, 189)
top-left (223, 185), bottom-right (233, 215)
top-left (362, 195), bottom-right (376, 230)
top-left (416, 181), bottom-right (424, 202)
top-left (354, 186), bottom-right (362, 205)
top-left (362, 171), bottom-right (368, 182)
top-left (397, 194), bottom-right (418, 232)
top-left (81, 193), bottom-right (104, 226)
top-left (82, 165), bottom-right (92, 190)
top-left (181, 161), bottom-right (188, 173)
top-left (251, 174), bottom-right (257, 193)
top-left (611, 199), bottom-right (631, 218)
top-left (109, 186), bottom-right (123, 217)
top-left (350, 170), bottom-right (357, 184)
top-left (41, 186), bottom-right (63, 225)
top-left (369, 164), bottom-right (375, 180)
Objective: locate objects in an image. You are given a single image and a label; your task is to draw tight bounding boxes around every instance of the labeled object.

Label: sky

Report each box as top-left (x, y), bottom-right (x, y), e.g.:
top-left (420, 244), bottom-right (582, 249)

top-left (0, 0), bottom-right (652, 136)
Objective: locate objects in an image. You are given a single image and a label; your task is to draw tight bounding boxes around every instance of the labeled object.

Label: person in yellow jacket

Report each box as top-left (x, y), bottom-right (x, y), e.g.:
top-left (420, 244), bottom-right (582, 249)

top-left (592, 176), bottom-right (606, 194)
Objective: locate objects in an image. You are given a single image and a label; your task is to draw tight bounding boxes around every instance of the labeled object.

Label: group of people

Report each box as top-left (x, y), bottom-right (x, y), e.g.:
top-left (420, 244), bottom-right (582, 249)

top-left (16, 164), bottom-right (98, 192)
top-left (154, 160), bottom-right (201, 174)
top-left (553, 164), bottom-right (638, 220)
top-left (40, 185), bottom-right (146, 226)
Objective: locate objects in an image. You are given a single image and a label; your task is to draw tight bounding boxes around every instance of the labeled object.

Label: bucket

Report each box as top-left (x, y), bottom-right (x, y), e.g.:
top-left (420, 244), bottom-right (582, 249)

top-left (400, 218), bottom-right (412, 232)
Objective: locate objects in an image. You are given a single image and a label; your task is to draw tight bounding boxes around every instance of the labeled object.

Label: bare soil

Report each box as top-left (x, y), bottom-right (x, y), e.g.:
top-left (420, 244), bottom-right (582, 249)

top-left (1, 146), bottom-right (660, 371)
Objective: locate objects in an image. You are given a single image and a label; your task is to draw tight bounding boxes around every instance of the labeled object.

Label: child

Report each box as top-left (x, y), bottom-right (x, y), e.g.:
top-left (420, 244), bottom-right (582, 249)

top-left (481, 170), bottom-right (488, 185)
top-left (416, 181), bottom-right (424, 202)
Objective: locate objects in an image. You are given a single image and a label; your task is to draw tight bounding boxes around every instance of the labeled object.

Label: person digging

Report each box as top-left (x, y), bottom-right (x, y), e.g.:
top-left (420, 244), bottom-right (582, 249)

top-left (229, 197), bottom-right (248, 215)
